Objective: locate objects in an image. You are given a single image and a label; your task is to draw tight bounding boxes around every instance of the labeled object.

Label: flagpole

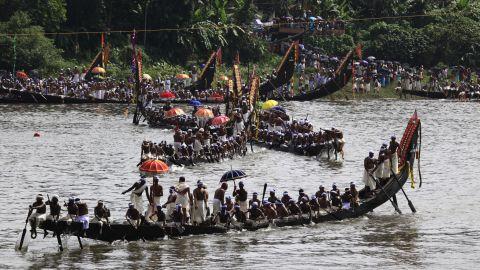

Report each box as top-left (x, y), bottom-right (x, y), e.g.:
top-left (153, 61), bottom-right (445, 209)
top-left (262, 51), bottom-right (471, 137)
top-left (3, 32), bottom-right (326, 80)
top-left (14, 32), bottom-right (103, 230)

top-left (12, 35), bottom-right (16, 76)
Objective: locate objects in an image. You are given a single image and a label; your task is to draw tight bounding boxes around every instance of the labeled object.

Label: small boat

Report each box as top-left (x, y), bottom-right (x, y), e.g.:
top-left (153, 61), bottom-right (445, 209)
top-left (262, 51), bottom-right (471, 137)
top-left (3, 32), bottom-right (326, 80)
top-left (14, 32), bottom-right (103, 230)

top-left (28, 112), bottom-right (421, 249)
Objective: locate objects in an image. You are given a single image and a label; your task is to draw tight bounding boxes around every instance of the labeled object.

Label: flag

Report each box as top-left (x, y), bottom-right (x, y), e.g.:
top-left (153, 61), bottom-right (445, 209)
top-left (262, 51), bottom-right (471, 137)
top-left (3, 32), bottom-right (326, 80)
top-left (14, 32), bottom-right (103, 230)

top-left (131, 30), bottom-right (137, 75)
top-left (101, 33), bottom-right (105, 49)
top-left (216, 47), bottom-right (222, 66)
top-left (355, 43), bottom-right (362, 60)
top-left (137, 49), bottom-right (143, 83)
top-left (294, 40), bottom-right (300, 63)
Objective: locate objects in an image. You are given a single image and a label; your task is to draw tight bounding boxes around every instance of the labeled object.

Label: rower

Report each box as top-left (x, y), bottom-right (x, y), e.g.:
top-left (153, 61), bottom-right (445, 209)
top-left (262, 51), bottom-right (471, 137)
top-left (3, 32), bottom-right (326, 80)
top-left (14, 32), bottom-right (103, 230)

top-left (275, 201), bottom-right (290, 217)
top-left (76, 198), bottom-right (89, 230)
top-left (233, 204), bottom-right (247, 223)
top-left (217, 205), bottom-right (231, 224)
top-left (298, 197), bottom-right (311, 214)
top-left (248, 192), bottom-right (261, 208)
top-left (150, 176), bottom-right (163, 207)
top-left (162, 187), bottom-right (177, 221)
top-left (280, 191), bottom-right (292, 205)
top-left (232, 181), bottom-right (248, 214)
top-left (267, 189), bottom-right (278, 204)
top-left (173, 129), bottom-right (184, 153)
top-left (192, 181), bottom-right (208, 225)
top-left (248, 202), bottom-right (265, 221)
top-left (149, 205), bottom-right (166, 225)
top-left (46, 195), bottom-right (61, 222)
top-left (225, 196), bottom-right (235, 214)
top-left (213, 182), bottom-right (228, 215)
top-left (341, 188), bottom-right (352, 209)
top-left (309, 195), bottom-right (320, 214)
top-left (28, 194), bottom-right (46, 238)
top-left (126, 203), bottom-right (141, 228)
top-left (389, 136), bottom-right (400, 174)
top-left (318, 193), bottom-right (331, 209)
top-left (315, 185), bottom-right (326, 198)
top-left (63, 197), bottom-right (78, 221)
top-left (297, 189), bottom-right (309, 203)
top-left (122, 176), bottom-right (149, 216)
top-left (350, 182), bottom-right (360, 208)
top-left (261, 201), bottom-right (278, 220)
top-left (330, 184), bottom-right (342, 209)
top-left (363, 151), bottom-right (376, 192)
top-left (175, 177), bottom-right (193, 225)
top-left (93, 200), bottom-right (110, 234)
top-left (287, 199), bottom-right (302, 215)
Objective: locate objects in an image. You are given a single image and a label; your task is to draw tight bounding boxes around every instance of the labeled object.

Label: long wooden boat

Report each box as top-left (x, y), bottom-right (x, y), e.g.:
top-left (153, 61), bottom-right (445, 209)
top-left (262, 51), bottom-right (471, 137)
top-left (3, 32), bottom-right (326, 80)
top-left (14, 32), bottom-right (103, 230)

top-left (401, 88), bottom-right (480, 100)
top-left (259, 48), bottom-right (353, 101)
top-left (31, 112), bottom-right (420, 248)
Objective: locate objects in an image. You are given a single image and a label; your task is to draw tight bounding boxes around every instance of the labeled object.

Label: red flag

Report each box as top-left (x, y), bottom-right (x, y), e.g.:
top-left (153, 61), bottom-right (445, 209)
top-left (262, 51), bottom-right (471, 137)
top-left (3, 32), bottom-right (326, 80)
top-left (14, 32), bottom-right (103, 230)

top-left (216, 48), bottom-right (222, 66)
top-left (355, 44), bottom-right (362, 59)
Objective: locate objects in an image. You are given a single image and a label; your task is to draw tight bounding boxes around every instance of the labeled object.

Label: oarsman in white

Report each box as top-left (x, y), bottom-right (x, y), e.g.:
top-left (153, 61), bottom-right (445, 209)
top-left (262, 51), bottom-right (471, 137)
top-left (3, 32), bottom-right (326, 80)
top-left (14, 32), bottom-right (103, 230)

top-left (175, 177), bottom-right (193, 224)
top-left (29, 194), bottom-right (47, 237)
top-left (122, 176), bottom-right (149, 216)
top-left (381, 142), bottom-right (391, 180)
top-left (192, 181), bottom-right (209, 225)
top-left (363, 151), bottom-right (377, 190)
top-left (389, 136), bottom-right (400, 174)
top-left (375, 145), bottom-right (386, 179)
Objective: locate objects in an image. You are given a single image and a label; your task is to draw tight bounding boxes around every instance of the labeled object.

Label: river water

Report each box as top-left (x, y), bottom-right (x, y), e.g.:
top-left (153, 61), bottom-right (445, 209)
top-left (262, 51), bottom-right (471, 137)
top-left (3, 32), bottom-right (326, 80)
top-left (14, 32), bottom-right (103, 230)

top-left (0, 99), bottom-right (479, 269)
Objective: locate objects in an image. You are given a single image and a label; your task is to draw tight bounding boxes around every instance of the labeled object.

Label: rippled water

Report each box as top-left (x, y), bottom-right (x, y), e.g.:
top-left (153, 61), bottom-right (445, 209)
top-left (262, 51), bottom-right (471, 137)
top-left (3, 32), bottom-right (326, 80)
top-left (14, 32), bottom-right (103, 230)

top-left (1, 99), bottom-right (479, 269)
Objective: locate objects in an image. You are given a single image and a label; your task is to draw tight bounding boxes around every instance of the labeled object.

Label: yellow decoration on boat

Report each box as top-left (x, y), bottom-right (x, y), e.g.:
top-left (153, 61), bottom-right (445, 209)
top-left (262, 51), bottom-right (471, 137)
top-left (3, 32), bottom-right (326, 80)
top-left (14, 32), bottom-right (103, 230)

top-left (409, 165), bottom-right (415, 189)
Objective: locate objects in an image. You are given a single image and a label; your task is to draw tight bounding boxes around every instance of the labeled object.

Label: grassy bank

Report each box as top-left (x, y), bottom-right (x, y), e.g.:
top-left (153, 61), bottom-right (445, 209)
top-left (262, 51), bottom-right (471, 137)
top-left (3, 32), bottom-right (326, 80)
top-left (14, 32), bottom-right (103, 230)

top-left (326, 81), bottom-right (405, 101)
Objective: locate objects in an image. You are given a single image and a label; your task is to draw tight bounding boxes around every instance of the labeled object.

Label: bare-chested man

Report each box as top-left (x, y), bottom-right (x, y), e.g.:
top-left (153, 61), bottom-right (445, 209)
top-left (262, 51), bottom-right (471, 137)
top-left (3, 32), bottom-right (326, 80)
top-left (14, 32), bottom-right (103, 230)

top-left (192, 181), bottom-right (208, 225)
top-left (213, 182), bottom-right (228, 215)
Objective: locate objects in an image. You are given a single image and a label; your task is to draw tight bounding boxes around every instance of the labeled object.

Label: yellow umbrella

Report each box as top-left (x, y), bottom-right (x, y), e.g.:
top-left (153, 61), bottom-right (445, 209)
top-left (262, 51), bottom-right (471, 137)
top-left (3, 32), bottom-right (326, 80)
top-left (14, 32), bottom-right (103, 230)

top-left (143, 74), bottom-right (152, 81)
top-left (262, 100), bottom-right (278, 110)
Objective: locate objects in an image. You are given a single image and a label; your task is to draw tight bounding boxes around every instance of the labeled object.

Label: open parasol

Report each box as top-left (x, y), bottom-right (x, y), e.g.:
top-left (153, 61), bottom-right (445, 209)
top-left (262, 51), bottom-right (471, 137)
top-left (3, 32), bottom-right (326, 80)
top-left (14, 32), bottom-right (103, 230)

top-left (176, 73), bottom-right (190, 79)
top-left (211, 115), bottom-right (230, 126)
top-left (195, 108), bottom-right (214, 119)
top-left (189, 99), bottom-right (202, 106)
top-left (160, 91), bottom-right (176, 99)
top-left (220, 169), bottom-right (247, 182)
top-left (92, 67), bottom-right (106, 74)
top-left (262, 100), bottom-right (278, 110)
top-left (16, 71), bottom-right (28, 79)
top-left (143, 74), bottom-right (152, 81)
top-left (139, 159), bottom-right (169, 175)
top-left (165, 107), bottom-right (185, 118)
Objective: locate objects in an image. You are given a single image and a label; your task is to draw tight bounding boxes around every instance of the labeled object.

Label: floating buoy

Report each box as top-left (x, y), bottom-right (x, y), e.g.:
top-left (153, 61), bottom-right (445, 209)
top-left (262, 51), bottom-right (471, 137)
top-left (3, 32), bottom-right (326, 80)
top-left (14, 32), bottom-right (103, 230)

top-left (34, 132), bottom-right (40, 137)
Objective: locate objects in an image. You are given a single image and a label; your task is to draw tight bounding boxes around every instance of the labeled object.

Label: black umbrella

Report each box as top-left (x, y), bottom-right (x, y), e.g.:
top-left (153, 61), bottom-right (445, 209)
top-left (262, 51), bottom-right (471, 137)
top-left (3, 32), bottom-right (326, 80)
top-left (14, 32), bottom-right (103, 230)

top-left (220, 170), bottom-right (247, 182)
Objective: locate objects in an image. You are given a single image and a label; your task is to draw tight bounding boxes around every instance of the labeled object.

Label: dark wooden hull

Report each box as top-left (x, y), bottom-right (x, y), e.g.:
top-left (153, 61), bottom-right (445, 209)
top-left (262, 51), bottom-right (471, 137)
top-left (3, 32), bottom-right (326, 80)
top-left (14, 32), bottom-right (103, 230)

top-left (254, 141), bottom-right (335, 157)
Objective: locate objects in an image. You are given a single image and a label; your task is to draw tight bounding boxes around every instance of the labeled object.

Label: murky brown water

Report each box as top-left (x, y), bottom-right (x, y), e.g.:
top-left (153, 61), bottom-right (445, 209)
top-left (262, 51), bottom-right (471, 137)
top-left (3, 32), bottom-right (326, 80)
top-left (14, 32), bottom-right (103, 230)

top-left (1, 99), bottom-right (479, 269)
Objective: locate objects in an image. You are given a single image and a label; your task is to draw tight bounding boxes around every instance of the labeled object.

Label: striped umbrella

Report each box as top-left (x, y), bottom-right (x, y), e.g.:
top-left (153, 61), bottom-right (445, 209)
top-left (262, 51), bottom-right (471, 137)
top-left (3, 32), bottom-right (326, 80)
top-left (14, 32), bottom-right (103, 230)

top-left (220, 169), bottom-right (247, 182)
top-left (139, 159), bottom-right (169, 175)
top-left (195, 108), bottom-right (214, 119)
top-left (165, 107), bottom-right (185, 118)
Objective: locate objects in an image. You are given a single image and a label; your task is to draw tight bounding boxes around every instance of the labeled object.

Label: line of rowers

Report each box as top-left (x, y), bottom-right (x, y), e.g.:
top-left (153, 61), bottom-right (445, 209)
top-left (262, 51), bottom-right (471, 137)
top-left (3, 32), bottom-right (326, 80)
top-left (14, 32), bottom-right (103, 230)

top-left (118, 175), bottom-right (363, 228)
top-left (140, 127), bottom-right (249, 166)
top-left (256, 110), bottom-right (345, 157)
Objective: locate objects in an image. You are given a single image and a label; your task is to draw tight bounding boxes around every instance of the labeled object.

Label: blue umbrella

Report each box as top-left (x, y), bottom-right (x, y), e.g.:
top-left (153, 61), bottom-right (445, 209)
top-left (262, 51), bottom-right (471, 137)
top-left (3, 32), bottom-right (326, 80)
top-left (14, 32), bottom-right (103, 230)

top-left (189, 99), bottom-right (202, 106)
top-left (220, 170), bottom-right (247, 182)
top-left (270, 106), bottom-right (286, 114)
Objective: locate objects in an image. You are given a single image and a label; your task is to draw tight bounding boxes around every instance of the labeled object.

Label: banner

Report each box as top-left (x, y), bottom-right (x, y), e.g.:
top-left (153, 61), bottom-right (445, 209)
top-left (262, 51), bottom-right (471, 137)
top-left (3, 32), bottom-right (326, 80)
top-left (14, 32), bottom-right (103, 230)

top-left (233, 64), bottom-right (242, 102)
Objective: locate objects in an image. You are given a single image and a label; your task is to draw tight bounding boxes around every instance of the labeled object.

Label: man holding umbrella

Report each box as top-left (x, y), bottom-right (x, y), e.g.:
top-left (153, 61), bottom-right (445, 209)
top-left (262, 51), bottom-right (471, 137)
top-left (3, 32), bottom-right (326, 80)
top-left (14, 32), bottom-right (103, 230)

top-left (232, 181), bottom-right (248, 215)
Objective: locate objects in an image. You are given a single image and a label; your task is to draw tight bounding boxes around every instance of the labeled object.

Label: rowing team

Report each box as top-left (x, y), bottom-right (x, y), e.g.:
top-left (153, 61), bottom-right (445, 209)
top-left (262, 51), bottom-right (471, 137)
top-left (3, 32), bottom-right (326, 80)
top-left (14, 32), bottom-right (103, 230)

top-left (363, 136), bottom-right (400, 191)
top-left (120, 175), bottom-right (363, 228)
top-left (140, 129), bottom-right (248, 166)
top-left (27, 194), bottom-right (110, 238)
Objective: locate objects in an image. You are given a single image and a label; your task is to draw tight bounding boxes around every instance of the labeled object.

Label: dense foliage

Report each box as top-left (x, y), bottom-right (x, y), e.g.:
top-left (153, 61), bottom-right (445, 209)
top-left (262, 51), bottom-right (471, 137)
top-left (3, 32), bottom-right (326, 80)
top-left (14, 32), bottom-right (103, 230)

top-left (1, 0), bottom-right (480, 74)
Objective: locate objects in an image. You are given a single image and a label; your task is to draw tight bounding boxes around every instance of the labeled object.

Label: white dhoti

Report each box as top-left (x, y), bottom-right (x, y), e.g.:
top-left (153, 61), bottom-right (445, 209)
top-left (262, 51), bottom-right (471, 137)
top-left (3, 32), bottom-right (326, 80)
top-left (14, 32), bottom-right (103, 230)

top-left (391, 154), bottom-right (399, 174)
top-left (194, 139), bottom-right (203, 153)
top-left (76, 215), bottom-right (90, 229)
top-left (193, 200), bottom-right (206, 224)
top-left (153, 196), bottom-right (161, 206)
top-left (243, 112), bottom-right (250, 121)
top-left (239, 200), bottom-right (248, 213)
top-left (29, 213), bottom-right (46, 228)
top-left (130, 193), bottom-right (144, 214)
top-left (362, 169), bottom-right (376, 190)
top-left (145, 203), bottom-right (156, 223)
top-left (175, 195), bottom-right (190, 217)
top-left (212, 198), bottom-right (221, 215)
top-left (234, 121), bottom-right (244, 135)
top-left (382, 159), bottom-right (391, 179)
top-left (375, 163), bottom-right (384, 179)
top-left (165, 202), bottom-right (175, 221)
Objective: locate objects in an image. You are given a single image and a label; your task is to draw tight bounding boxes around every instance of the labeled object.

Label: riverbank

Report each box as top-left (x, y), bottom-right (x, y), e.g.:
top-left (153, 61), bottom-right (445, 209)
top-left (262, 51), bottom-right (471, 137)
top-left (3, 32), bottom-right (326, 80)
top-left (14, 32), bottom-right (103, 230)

top-left (325, 82), bottom-right (422, 101)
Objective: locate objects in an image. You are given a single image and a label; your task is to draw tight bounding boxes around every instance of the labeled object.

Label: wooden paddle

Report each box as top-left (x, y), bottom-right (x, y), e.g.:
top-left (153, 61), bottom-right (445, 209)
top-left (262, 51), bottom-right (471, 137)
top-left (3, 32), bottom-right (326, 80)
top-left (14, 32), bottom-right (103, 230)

top-left (18, 208), bottom-right (33, 251)
top-left (261, 183), bottom-right (267, 205)
top-left (367, 171), bottom-right (402, 214)
top-left (391, 167), bottom-right (416, 213)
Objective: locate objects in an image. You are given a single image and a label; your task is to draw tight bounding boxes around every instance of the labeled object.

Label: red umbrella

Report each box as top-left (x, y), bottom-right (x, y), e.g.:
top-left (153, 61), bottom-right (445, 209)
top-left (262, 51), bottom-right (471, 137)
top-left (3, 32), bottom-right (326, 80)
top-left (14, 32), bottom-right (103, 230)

top-left (16, 71), bottom-right (28, 79)
top-left (165, 107), bottom-right (185, 118)
top-left (211, 115), bottom-right (230, 126)
top-left (195, 108), bottom-right (214, 119)
top-left (139, 159), bottom-right (169, 175)
top-left (160, 91), bottom-right (176, 99)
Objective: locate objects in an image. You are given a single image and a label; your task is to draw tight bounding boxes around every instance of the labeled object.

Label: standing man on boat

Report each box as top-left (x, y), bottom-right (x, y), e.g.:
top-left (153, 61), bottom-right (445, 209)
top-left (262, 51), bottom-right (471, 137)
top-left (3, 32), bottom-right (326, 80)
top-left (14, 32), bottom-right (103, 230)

top-left (192, 181), bottom-right (208, 225)
top-left (389, 136), bottom-right (400, 174)
top-left (150, 176), bottom-right (163, 207)
top-left (232, 181), bottom-right (248, 214)
top-left (162, 187), bottom-right (177, 221)
top-left (175, 177), bottom-right (193, 224)
top-left (363, 151), bottom-right (376, 190)
top-left (213, 182), bottom-right (228, 215)
top-left (122, 176), bottom-right (149, 216)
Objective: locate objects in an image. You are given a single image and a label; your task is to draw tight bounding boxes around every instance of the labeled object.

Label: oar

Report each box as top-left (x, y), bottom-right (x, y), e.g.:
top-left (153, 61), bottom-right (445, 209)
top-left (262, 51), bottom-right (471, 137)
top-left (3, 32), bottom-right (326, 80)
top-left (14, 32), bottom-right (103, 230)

top-left (367, 171), bottom-right (402, 214)
top-left (127, 219), bottom-right (145, 242)
top-left (391, 167), bottom-right (416, 213)
top-left (18, 208), bottom-right (33, 251)
top-left (261, 183), bottom-right (267, 205)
